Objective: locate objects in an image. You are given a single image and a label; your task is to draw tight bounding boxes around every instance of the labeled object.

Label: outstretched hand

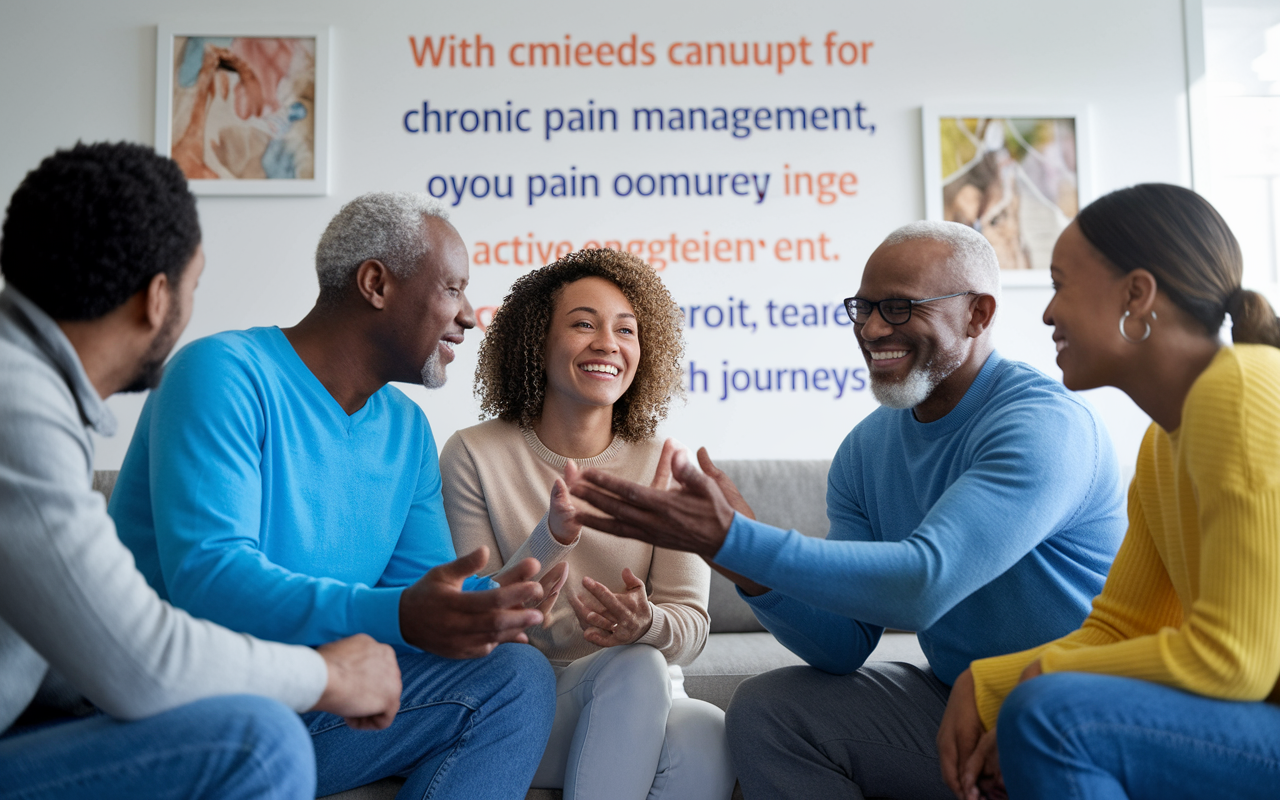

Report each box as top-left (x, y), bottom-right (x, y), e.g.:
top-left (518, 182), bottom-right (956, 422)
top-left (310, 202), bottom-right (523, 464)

top-left (399, 546), bottom-right (545, 658)
top-left (696, 447), bottom-right (755, 520)
top-left (567, 440), bottom-right (736, 558)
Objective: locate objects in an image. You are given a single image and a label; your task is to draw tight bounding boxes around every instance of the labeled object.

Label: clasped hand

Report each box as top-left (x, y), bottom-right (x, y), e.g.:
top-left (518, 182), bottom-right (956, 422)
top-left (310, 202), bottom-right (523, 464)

top-left (568, 568), bottom-right (653, 647)
top-left (938, 661), bottom-right (1043, 799)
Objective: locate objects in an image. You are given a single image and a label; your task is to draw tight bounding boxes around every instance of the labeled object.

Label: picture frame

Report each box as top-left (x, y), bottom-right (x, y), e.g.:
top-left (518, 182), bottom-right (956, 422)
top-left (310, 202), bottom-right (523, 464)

top-left (154, 23), bottom-right (330, 195)
top-left (922, 103), bottom-right (1092, 286)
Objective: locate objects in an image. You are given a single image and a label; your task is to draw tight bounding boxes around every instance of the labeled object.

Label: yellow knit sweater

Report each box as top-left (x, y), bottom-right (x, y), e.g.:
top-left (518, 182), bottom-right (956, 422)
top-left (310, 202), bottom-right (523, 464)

top-left (971, 345), bottom-right (1280, 729)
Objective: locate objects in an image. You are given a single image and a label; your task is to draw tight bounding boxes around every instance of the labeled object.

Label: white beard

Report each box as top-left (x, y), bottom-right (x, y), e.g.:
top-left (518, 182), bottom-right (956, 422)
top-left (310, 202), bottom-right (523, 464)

top-left (870, 366), bottom-right (938, 409)
top-left (869, 350), bottom-right (964, 410)
top-left (420, 350), bottom-right (446, 389)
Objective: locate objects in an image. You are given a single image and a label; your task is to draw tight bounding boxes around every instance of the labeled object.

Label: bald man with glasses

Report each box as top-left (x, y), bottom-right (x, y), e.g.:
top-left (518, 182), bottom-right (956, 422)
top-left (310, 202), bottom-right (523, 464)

top-left (567, 221), bottom-right (1127, 800)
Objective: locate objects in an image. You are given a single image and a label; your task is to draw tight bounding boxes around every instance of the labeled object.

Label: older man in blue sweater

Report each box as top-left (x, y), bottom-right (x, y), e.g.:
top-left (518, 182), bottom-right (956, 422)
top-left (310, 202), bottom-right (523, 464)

top-left (111, 193), bottom-right (556, 799)
top-left (570, 221), bottom-right (1127, 800)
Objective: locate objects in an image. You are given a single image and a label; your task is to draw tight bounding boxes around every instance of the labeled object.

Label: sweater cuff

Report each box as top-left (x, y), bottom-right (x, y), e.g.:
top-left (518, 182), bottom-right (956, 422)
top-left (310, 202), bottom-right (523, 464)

top-left (970, 647), bottom-right (1048, 730)
top-left (492, 515), bottom-right (578, 583)
top-left (281, 647), bottom-right (329, 713)
top-left (714, 513), bottom-right (788, 580)
top-left (739, 584), bottom-right (785, 610)
top-left (353, 585), bottom-right (408, 648)
top-left (636, 603), bottom-right (672, 653)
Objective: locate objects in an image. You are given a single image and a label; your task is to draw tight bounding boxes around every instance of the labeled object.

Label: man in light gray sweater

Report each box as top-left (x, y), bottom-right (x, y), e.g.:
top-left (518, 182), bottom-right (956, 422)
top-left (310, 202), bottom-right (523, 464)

top-left (0, 142), bottom-right (403, 799)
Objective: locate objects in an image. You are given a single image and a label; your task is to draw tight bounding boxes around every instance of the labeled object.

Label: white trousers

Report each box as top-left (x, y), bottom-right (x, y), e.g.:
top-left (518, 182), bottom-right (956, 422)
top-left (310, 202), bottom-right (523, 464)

top-left (530, 644), bottom-right (735, 800)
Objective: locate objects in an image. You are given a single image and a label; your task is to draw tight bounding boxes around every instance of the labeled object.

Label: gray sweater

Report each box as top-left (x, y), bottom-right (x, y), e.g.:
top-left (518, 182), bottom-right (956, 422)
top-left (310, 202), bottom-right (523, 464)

top-left (0, 287), bottom-right (327, 732)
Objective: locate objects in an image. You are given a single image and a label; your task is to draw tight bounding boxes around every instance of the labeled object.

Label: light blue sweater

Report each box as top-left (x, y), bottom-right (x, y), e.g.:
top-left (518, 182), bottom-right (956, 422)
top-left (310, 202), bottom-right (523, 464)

top-left (717, 352), bottom-right (1126, 685)
top-left (112, 327), bottom-right (486, 649)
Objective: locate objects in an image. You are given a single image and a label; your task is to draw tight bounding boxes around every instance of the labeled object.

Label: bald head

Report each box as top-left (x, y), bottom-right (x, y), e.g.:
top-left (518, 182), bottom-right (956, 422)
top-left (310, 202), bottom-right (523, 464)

top-left (876, 221), bottom-right (1001, 305)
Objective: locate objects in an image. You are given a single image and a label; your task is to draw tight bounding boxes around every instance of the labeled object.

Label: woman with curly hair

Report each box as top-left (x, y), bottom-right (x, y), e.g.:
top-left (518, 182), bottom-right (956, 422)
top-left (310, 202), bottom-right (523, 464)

top-left (440, 249), bottom-right (734, 800)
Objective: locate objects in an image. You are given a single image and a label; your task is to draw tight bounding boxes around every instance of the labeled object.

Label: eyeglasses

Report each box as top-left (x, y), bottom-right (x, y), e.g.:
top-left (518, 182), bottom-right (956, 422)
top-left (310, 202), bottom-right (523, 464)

top-left (843, 291), bottom-right (977, 325)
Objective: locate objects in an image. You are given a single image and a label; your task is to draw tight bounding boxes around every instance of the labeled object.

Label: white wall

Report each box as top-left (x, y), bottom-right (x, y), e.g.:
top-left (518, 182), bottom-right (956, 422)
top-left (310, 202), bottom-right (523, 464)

top-left (0, 0), bottom-right (1184, 471)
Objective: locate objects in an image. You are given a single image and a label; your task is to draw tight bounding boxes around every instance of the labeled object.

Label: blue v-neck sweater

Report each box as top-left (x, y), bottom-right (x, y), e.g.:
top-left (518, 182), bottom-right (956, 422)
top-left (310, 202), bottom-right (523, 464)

top-left (716, 352), bottom-right (1127, 685)
top-left (111, 327), bottom-right (484, 649)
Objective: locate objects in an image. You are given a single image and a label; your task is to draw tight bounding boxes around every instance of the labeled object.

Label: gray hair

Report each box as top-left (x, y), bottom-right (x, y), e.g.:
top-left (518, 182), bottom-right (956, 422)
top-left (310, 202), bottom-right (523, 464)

top-left (881, 221), bottom-right (1001, 303)
top-left (315, 192), bottom-right (449, 293)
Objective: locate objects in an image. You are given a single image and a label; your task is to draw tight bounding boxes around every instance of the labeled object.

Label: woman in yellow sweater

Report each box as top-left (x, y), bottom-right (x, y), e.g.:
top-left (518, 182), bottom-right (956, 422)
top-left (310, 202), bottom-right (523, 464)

top-left (936, 184), bottom-right (1280, 799)
top-left (440, 249), bottom-right (733, 800)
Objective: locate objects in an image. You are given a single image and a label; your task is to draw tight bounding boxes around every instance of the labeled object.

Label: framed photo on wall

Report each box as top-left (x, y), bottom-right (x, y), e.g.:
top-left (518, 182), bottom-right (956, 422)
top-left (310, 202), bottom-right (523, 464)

top-left (154, 24), bottom-right (330, 195)
top-left (922, 104), bottom-right (1092, 286)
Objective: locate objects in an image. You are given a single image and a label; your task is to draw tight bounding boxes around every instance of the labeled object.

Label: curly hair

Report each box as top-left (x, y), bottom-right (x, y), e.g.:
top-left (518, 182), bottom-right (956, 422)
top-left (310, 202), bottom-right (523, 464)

top-left (475, 249), bottom-right (685, 442)
top-left (1, 141), bottom-right (201, 321)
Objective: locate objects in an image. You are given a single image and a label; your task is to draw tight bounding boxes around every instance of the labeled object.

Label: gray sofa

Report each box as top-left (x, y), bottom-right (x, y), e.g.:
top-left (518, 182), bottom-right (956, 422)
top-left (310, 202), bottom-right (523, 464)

top-left (94, 462), bottom-right (926, 800)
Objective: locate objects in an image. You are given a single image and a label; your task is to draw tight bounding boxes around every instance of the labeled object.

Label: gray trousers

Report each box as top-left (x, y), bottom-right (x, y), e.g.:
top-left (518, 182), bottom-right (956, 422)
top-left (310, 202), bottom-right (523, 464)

top-left (725, 662), bottom-right (953, 800)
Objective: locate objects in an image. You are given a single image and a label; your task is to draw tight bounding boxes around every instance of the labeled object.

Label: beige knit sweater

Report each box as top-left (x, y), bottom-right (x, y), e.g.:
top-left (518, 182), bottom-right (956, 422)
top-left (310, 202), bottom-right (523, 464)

top-left (440, 419), bottom-right (710, 667)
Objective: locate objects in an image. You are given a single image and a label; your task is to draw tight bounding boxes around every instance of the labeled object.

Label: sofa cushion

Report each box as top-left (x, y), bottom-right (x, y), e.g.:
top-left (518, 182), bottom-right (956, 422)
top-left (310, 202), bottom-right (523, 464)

top-left (684, 630), bottom-right (927, 711)
top-left (705, 460), bottom-right (831, 633)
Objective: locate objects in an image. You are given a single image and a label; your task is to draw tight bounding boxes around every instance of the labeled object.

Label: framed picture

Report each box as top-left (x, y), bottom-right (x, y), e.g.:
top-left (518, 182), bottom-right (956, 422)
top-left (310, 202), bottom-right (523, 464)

top-left (922, 104), bottom-right (1092, 285)
top-left (154, 24), bottom-right (329, 195)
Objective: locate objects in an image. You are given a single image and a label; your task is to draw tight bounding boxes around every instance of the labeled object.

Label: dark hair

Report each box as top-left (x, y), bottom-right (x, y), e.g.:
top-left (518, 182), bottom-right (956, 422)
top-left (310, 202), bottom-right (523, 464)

top-left (1075, 183), bottom-right (1279, 347)
top-left (474, 249), bottom-right (685, 442)
top-left (0, 141), bottom-right (201, 321)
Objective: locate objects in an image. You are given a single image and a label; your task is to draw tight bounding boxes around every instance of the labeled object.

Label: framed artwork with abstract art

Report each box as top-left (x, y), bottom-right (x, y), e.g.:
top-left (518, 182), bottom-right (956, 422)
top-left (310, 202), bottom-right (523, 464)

top-left (922, 104), bottom-right (1092, 286)
top-left (155, 24), bottom-right (329, 195)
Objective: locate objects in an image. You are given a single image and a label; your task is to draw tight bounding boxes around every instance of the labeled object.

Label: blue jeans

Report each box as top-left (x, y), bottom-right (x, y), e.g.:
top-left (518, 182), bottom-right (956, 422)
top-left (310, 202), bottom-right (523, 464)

top-left (998, 672), bottom-right (1280, 799)
top-left (0, 694), bottom-right (314, 799)
top-left (305, 643), bottom-right (556, 799)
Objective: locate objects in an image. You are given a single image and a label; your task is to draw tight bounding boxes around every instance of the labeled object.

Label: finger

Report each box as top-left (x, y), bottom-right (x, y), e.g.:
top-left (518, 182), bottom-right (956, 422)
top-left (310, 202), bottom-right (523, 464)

top-left (961, 748), bottom-right (985, 798)
top-left (492, 557), bottom-right (541, 587)
top-left (432, 547), bottom-right (490, 584)
top-left (620, 567), bottom-right (645, 592)
top-left (552, 563), bottom-right (569, 593)
top-left (564, 458), bottom-right (581, 484)
top-left (539, 561), bottom-right (569, 593)
top-left (937, 730), bottom-right (961, 797)
top-left (582, 626), bottom-right (617, 647)
top-left (671, 452), bottom-right (716, 497)
top-left (570, 483), bottom-right (664, 527)
top-left (650, 439), bottom-right (678, 490)
top-left (582, 576), bottom-right (632, 620)
top-left (567, 592), bottom-right (598, 631)
top-left (538, 593), bottom-right (560, 628)
top-left (572, 510), bottom-right (662, 545)
top-left (696, 446), bottom-right (722, 477)
top-left (550, 478), bottom-right (574, 512)
top-left (448, 580), bottom-right (544, 613)
top-left (568, 590), bottom-right (616, 625)
top-left (474, 606), bottom-right (545, 632)
top-left (576, 469), bottom-right (664, 506)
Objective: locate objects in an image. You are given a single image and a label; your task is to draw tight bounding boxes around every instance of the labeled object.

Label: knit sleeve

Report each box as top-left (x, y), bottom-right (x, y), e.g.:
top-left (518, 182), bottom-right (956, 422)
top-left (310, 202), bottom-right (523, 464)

top-left (439, 431), bottom-right (576, 583)
top-left (970, 469), bottom-right (1181, 728)
top-left (636, 545), bottom-right (711, 666)
top-left (1038, 354), bottom-right (1280, 703)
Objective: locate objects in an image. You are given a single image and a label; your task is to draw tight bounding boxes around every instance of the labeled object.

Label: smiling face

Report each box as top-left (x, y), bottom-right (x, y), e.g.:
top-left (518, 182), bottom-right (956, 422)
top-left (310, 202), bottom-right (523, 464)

top-left (1044, 221), bottom-right (1130, 391)
top-left (854, 238), bottom-right (975, 409)
top-left (542, 276), bottom-right (640, 412)
top-left (383, 216), bottom-right (475, 388)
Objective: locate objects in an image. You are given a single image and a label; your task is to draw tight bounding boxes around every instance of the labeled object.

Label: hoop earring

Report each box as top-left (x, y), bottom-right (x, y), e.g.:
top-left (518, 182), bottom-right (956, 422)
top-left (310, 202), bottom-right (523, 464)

top-left (1119, 310), bottom-right (1156, 343)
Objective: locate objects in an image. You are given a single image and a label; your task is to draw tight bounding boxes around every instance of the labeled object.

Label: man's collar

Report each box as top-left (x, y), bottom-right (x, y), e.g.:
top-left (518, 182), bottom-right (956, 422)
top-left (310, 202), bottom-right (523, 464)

top-left (1, 286), bottom-right (117, 436)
